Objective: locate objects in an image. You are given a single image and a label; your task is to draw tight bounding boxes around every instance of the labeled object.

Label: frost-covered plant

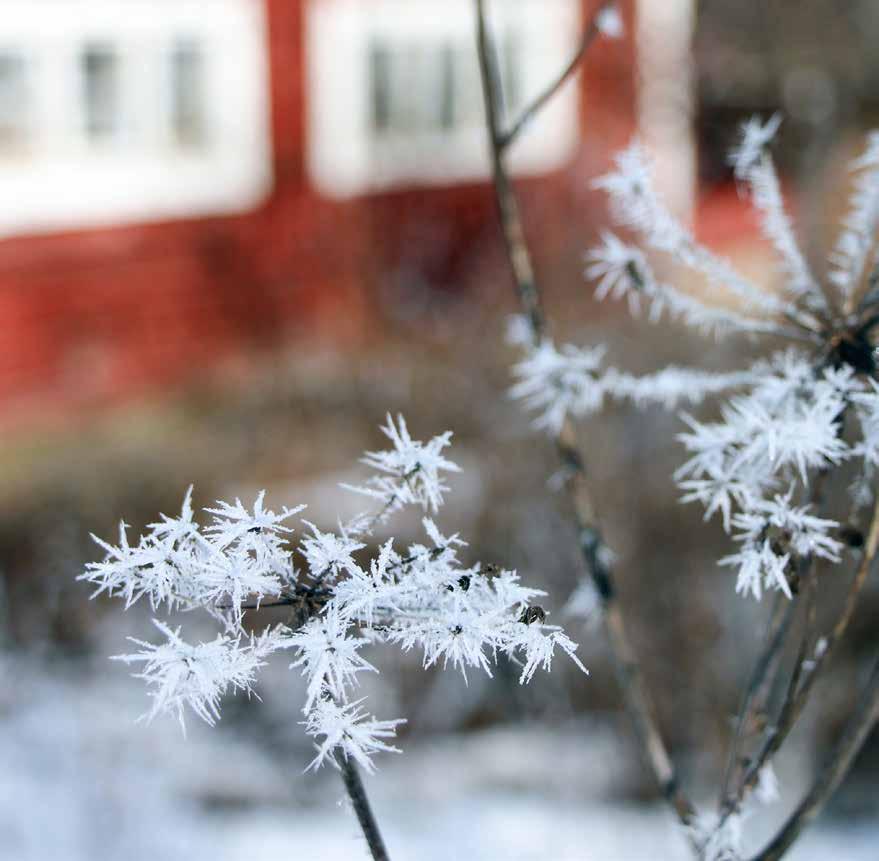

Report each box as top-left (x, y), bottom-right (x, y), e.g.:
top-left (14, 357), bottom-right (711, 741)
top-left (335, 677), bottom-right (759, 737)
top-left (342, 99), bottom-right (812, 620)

top-left (80, 415), bottom-right (586, 830)
top-left (470, 0), bottom-right (879, 852)
top-left (511, 118), bottom-right (879, 608)
top-left (503, 112), bottom-right (879, 857)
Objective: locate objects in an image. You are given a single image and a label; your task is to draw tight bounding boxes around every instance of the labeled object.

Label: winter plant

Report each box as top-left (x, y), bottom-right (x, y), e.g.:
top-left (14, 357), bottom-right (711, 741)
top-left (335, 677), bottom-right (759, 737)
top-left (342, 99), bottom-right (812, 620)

top-left (474, 1), bottom-right (879, 860)
top-left (518, 122), bottom-right (879, 607)
top-left (78, 1), bottom-right (879, 859)
top-left (80, 414), bottom-right (586, 859)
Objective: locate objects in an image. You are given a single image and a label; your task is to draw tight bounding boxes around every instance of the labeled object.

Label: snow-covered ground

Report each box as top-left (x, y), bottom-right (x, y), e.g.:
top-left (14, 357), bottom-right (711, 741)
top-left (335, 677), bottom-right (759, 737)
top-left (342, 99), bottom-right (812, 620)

top-left (1, 654), bottom-right (876, 861)
top-left (210, 798), bottom-right (879, 861)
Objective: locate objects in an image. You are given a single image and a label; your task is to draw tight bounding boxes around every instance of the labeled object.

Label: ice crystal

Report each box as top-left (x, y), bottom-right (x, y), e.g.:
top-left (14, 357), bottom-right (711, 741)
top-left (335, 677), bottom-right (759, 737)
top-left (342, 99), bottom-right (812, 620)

top-left (342, 413), bottom-right (461, 517)
top-left (830, 131), bottom-right (879, 306)
top-left (300, 520), bottom-right (365, 581)
top-left (303, 697), bottom-right (405, 774)
top-left (113, 620), bottom-right (284, 732)
top-left (510, 623), bottom-right (589, 684)
top-left (510, 340), bottom-right (606, 432)
top-left (285, 604), bottom-right (377, 712)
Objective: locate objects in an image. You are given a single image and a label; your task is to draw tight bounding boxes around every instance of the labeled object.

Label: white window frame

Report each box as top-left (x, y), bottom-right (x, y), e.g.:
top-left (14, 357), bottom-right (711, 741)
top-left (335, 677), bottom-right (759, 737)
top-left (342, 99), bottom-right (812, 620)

top-left (0, 0), bottom-right (272, 238)
top-left (306, 0), bottom-right (582, 197)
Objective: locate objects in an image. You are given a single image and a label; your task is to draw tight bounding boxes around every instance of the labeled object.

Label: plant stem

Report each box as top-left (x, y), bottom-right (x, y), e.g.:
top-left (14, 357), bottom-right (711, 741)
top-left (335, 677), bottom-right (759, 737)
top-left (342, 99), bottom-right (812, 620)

top-left (340, 755), bottom-right (391, 861)
top-left (474, 0), bottom-right (695, 833)
top-left (750, 656), bottom-right (879, 861)
top-left (733, 492), bottom-right (879, 807)
top-left (719, 593), bottom-right (795, 809)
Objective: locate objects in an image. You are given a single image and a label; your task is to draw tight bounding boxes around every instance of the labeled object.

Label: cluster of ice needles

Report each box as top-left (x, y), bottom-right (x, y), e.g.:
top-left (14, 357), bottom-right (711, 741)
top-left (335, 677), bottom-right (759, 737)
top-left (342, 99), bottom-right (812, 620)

top-left (82, 415), bottom-right (586, 772)
top-left (511, 116), bottom-right (879, 603)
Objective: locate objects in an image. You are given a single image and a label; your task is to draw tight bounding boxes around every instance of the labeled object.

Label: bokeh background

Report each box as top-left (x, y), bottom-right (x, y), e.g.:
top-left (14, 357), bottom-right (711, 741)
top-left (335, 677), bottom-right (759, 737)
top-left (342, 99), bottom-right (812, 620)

top-left (1, 1), bottom-right (878, 858)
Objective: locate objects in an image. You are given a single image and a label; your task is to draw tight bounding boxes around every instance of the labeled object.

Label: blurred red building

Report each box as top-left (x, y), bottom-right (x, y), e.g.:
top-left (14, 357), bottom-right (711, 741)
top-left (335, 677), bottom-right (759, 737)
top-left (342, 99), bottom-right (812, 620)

top-left (0, 0), bottom-right (637, 419)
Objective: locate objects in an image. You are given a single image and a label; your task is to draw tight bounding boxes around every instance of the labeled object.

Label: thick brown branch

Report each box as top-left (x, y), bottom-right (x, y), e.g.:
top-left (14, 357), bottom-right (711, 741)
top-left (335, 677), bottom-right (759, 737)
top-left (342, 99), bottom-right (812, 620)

top-left (474, 0), bottom-right (694, 831)
top-left (750, 657), bottom-right (879, 861)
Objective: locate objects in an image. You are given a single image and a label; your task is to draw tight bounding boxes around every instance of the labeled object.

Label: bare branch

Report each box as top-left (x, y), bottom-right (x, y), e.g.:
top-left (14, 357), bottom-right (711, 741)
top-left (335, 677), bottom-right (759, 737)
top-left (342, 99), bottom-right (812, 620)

top-left (499, 0), bottom-right (615, 151)
top-left (750, 656), bottom-right (879, 861)
top-left (795, 487), bottom-right (879, 697)
top-left (719, 592), bottom-right (796, 808)
top-left (340, 745), bottom-right (392, 861)
top-left (474, 0), bottom-right (695, 832)
top-left (474, 0), bottom-right (546, 341)
top-left (732, 489), bottom-right (879, 807)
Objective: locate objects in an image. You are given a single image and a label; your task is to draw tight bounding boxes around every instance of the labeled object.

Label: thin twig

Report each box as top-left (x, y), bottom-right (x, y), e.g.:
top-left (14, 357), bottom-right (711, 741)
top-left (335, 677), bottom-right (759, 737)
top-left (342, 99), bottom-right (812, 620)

top-left (722, 550), bottom-right (818, 814)
top-left (749, 656), bottom-right (879, 861)
top-left (794, 488), bottom-right (879, 699)
top-left (234, 586), bottom-right (333, 612)
top-left (733, 488), bottom-right (879, 804)
top-left (782, 568), bottom-right (819, 728)
top-left (475, 0), bottom-right (545, 342)
top-left (499, 0), bottom-right (614, 151)
top-left (474, 0), bottom-right (695, 832)
top-left (340, 752), bottom-right (392, 861)
top-left (718, 593), bottom-right (794, 808)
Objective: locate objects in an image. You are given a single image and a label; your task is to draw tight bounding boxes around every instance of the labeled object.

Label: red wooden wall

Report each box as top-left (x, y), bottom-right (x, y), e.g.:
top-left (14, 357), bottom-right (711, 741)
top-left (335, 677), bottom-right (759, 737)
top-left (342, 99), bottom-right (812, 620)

top-left (0, 0), bottom-right (637, 423)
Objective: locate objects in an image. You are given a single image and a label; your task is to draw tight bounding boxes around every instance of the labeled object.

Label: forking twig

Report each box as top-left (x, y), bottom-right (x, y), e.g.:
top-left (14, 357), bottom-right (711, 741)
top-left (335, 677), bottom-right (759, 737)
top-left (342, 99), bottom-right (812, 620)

top-left (749, 656), bottom-right (879, 861)
top-left (730, 487), bottom-right (879, 820)
top-left (476, 1), bottom-right (879, 854)
top-left (499, 0), bottom-right (616, 151)
top-left (718, 592), bottom-right (796, 809)
top-left (473, 0), bottom-right (696, 833)
top-left (718, 469), bottom-right (830, 817)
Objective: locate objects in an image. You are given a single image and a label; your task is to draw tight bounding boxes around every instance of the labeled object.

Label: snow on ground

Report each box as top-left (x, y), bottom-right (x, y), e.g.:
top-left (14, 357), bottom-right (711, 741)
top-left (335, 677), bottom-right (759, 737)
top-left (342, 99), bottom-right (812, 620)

top-left (211, 796), bottom-right (879, 861)
top-left (1, 654), bottom-right (876, 861)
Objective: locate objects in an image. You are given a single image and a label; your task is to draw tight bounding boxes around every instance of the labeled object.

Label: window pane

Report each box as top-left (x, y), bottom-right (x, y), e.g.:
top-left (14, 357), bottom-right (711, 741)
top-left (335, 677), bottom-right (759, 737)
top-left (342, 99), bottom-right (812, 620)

top-left (171, 41), bottom-right (206, 147)
top-left (81, 44), bottom-right (119, 141)
top-left (370, 41), bottom-right (461, 137)
top-left (0, 51), bottom-right (28, 151)
top-left (369, 41), bottom-right (392, 133)
top-left (454, 48), bottom-right (483, 129)
top-left (439, 44), bottom-right (455, 131)
top-left (415, 44), bottom-right (450, 133)
top-left (362, 20), bottom-right (527, 150)
top-left (501, 29), bottom-right (522, 116)
top-left (391, 47), bottom-right (418, 133)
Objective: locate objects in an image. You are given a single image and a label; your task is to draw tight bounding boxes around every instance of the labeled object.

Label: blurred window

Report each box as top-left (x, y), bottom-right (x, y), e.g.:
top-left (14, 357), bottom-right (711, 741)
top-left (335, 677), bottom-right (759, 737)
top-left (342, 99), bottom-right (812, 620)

top-left (367, 36), bottom-right (521, 139)
top-left (308, 0), bottom-right (582, 197)
top-left (0, 0), bottom-right (271, 238)
top-left (81, 44), bottom-right (119, 142)
top-left (170, 40), bottom-right (207, 148)
top-left (0, 50), bottom-right (29, 153)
